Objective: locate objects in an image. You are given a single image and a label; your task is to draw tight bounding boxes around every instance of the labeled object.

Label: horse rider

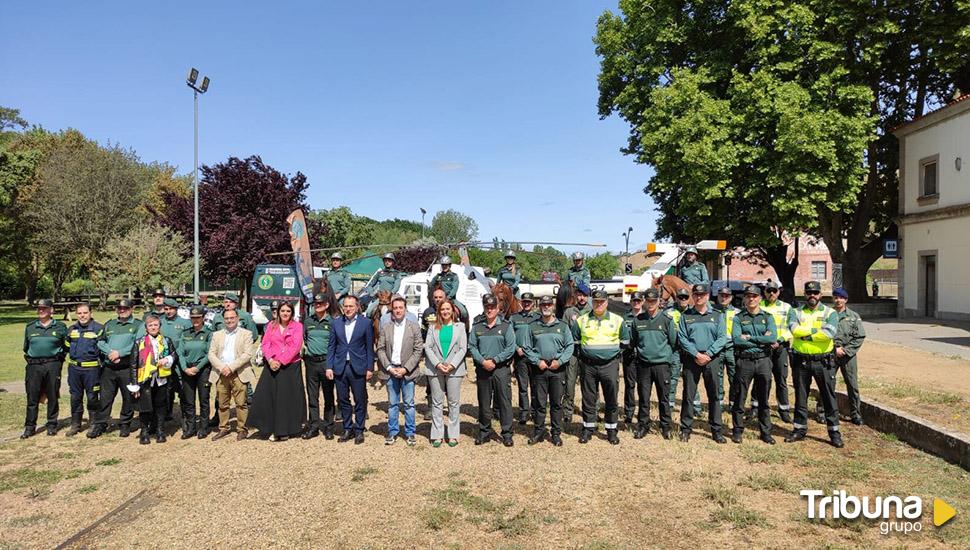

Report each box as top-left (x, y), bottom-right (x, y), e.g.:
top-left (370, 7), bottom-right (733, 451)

top-left (363, 253), bottom-right (404, 315)
top-left (678, 246), bottom-right (710, 287)
top-left (566, 252), bottom-right (591, 288)
top-left (496, 250), bottom-right (522, 296)
top-left (325, 252), bottom-right (352, 304)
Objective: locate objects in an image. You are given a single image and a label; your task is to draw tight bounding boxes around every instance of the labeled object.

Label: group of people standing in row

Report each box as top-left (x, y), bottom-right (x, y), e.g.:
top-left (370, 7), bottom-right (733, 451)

top-left (21, 249), bottom-right (865, 450)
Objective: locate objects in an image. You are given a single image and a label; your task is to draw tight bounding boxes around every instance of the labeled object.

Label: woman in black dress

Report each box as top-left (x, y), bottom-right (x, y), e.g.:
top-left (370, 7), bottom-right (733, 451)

top-left (247, 302), bottom-right (306, 441)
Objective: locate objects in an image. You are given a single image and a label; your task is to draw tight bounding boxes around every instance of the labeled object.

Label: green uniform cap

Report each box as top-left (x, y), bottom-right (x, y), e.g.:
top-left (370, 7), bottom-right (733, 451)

top-left (743, 285), bottom-right (762, 296)
top-left (538, 295), bottom-right (554, 305)
top-left (117, 299), bottom-right (133, 308)
top-left (631, 291), bottom-right (645, 301)
top-left (482, 294), bottom-right (498, 306)
top-left (36, 299), bottom-right (54, 308)
top-left (520, 292), bottom-right (535, 301)
top-left (152, 288), bottom-right (166, 297)
top-left (675, 288), bottom-right (690, 298)
top-left (224, 292), bottom-right (240, 303)
top-left (591, 289), bottom-right (608, 300)
top-left (804, 281), bottom-right (822, 292)
top-left (163, 297), bottom-right (179, 308)
top-left (717, 286), bottom-right (732, 296)
top-left (313, 293), bottom-right (329, 304)
top-left (189, 306), bottom-right (206, 317)
top-left (691, 283), bottom-right (709, 294)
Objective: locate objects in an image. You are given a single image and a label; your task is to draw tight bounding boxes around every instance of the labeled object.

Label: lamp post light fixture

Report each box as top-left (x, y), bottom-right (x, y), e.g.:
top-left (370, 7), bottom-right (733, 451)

top-left (420, 207), bottom-right (427, 239)
top-left (186, 68), bottom-right (210, 303)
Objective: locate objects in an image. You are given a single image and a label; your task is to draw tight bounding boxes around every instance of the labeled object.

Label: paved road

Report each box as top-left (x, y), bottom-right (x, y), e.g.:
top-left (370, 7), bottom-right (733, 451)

top-left (863, 318), bottom-right (970, 360)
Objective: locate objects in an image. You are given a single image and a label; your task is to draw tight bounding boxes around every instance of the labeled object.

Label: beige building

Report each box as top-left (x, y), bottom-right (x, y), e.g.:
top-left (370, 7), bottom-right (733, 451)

top-left (894, 93), bottom-right (970, 320)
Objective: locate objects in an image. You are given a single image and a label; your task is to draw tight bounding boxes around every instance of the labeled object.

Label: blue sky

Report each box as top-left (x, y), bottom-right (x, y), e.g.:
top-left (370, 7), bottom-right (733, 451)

top-left (1, 1), bottom-right (657, 255)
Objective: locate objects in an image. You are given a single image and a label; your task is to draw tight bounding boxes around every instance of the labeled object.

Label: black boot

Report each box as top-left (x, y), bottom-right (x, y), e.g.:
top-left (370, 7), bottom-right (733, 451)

top-left (196, 418), bottom-right (210, 439)
top-left (712, 432), bottom-right (727, 444)
top-left (118, 423), bottom-right (131, 438)
top-left (784, 429), bottom-right (806, 443)
top-left (156, 423), bottom-right (167, 443)
top-left (87, 424), bottom-right (105, 439)
top-left (829, 430), bottom-right (844, 448)
top-left (779, 409), bottom-right (793, 424)
top-left (181, 418), bottom-right (197, 439)
top-left (578, 428), bottom-right (593, 444)
top-left (20, 427), bottom-right (34, 439)
top-left (731, 429), bottom-right (743, 444)
top-left (607, 429), bottom-right (620, 445)
top-left (528, 429), bottom-right (546, 445)
top-left (139, 420), bottom-right (151, 444)
top-left (66, 413), bottom-right (83, 437)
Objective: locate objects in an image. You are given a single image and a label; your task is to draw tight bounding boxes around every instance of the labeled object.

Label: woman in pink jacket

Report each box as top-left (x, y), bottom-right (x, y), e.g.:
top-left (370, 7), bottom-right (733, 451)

top-left (247, 301), bottom-right (305, 441)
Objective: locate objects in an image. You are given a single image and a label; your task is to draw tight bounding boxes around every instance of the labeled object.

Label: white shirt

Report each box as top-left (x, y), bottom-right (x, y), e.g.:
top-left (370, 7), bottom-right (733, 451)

top-left (344, 315), bottom-right (357, 361)
top-left (390, 318), bottom-right (406, 367)
top-left (221, 328), bottom-right (238, 365)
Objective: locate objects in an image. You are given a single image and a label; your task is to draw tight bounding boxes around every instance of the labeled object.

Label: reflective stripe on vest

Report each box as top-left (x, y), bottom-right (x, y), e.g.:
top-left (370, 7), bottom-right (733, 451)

top-left (725, 309), bottom-right (736, 335)
top-left (576, 312), bottom-right (624, 350)
top-left (790, 304), bottom-right (835, 355)
top-left (761, 300), bottom-right (792, 342)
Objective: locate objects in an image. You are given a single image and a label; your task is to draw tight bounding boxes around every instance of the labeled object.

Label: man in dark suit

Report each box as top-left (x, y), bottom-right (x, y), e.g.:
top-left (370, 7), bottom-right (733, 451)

top-left (327, 295), bottom-right (375, 444)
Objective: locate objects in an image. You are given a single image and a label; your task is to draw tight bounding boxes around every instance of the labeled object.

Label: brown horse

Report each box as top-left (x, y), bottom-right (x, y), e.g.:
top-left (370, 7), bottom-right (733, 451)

top-left (368, 290), bottom-right (393, 337)
top-left (491, 282), bottom-right (521, 318)
top-left (652, 274), bottom-right (693, 306)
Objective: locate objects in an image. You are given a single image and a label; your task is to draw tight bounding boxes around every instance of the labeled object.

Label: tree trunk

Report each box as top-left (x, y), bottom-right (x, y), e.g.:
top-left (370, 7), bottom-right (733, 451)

top-left (761, 241), bottom-right (799, 304)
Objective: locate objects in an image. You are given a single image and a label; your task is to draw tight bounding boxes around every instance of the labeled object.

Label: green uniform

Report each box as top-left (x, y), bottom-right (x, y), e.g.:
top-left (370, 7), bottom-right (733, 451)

top-left (561, 302), bottom-right (592, 420)
top-left (325, 268), bottom-right (352, 300)
top-left (787, 303), bottom-right (840, 434)
top-left (677, 306), bottom-right (727, 435)
top-left (757, 298), bottom-right (793, 418)
top-left (664, 306), bottom-right (699, 414)
top-left (630, 309), bottom-right (678, 431)
top-left (176, 325), bottom-right (212, 433)
top-left (430, 270), bottom-right (460, 301)
top-left (833, 307), bottom-right (866, 421)
top-left (678, 261), bottom-right (710, 287)
top-left (621, 308), bottom-right (641, 421)
top-left (496, 266), bottom-right (521, 295)
top-left (176, 326), bottom-right (211, 374)
top-left (730, 309), bottom-right (777, 435)
top-left (211, 309), bottom-right (257, 335)
top-left (303, 313), bottom-right (333, 357)
top-left (713, 303), bottom-right (739, 405)
top-left (365, 268), bottom-right (404, 296)
top-left (142, 308), bottom-right (167, 323)
top-left (469, 318), bottom-right (517, 438)
top-left (23, 319), bottom-right (69, 431)
top-left (95, 316), bottom-right (143, 430)
top-left (565, 265), bottom-right (590, 288)
top-left (303, 313), bottom-right (336, 431)
top-left (98, 317), bottom-right (143, 360)
top-left (509, 310), bottom-right (539, 421)
top-left (523, 317), bottom-right (574, 437)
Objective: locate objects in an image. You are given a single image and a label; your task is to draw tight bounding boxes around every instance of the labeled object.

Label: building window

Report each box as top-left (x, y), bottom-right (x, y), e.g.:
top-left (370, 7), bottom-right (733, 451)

top-left (811, 261), bottom-right (827, 280)
top-left (919, 155), bottom-right (939, 198)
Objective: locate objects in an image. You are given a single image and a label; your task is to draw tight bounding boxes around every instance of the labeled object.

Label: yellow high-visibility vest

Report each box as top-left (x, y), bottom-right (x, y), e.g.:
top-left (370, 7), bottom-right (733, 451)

top-left (761, 299), bottom-right (792, 343)
top-left (790, 304), bottom-right (836, 355)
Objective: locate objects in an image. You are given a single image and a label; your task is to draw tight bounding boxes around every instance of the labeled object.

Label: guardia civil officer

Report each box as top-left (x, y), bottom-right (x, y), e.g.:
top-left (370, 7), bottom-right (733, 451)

top-left (363, 253), bottom-right (404, 314)
top-left (785, 281), bottom-right (843, 448)
top-left (560, 282), bottom-right (592, 424)
top-left (469, 294), bottom-right (517, 446)
top-left (630, 288), bottom-right (677, 440)
top-left (155, 298), bottom-right (190, 424)
top-left (523, 295), bottom-right (574, 446)
top-left (509, 292), bottom-right (539, 425)
top-left (495, 251), bottom-right (522, 296)
top-left (565, 252), bottom-right (591, 288)
top-left (573, 289), bottom-right (630, 445)
top-left (678, 246), bottom-right (710, 286)
top-left (143, 288), bottom-right (167, 321)
top-left (830, 288), bottom-right (866, 425)
top-left (303, 293), bottom-right (336, 440)
top-left (665, 288), bottom-right (700, 416)
top-left (65, 303), bottom-right (103, 437)
top-left (621, 292), bottom-right (644, 425)
top-left (730, 286), bottom-right (777, 444)
top-left (713, 286), bottom-right (739, 408)
top-left (210, 292), bottom-right (257, 335)
top-left (325, 252), bottom-right (352, 303)
top-left (176, 306), bottom-right (212, 439)
top-left (89, 299), bottom-right (142, 438)
top-left (22, 299), bottom-right (68, 438)
top-left (430, 256), bottom-right (460, 301)
top-left (754, 281), bottom-right (793, 423)
top-left (677, 284), bottom-right (727, 443)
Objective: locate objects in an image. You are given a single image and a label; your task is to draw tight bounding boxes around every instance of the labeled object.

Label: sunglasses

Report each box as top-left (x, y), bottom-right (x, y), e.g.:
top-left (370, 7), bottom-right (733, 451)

top-left (806, 291), bottom-right (821, 296)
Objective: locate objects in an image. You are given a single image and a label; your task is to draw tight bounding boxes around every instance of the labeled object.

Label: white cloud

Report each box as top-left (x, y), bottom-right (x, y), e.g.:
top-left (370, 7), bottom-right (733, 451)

top-left (435, 161), bottom-right (465, 172)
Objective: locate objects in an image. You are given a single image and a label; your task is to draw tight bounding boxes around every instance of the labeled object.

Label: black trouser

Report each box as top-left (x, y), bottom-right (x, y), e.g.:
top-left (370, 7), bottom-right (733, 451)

top-left (137, 382), bottom-right (169, 432)
top-left (622, 351), bottom-right (639, 420)
top-left (732, 355), bottom-right (772, 435)
top-left (179, 367), bottom-right (211, 426)
top-left (581, 357), bottom-right (620, 431)
top-left (67, 363), bottom-right (100, 424)
top-left (754, 345), bottom-right (790, 414)
top-left (792, 353), bottom-right (840, 433)
top-left (167, 367), bottom-right (181, 420)
top-left (97, 363), bottom-right (134, 428)
top-left (530, 364), bottom-right (565, 436)
top-left (514, 356), bottom-right (532, 419)
top-left (305, 356), bottom-right (336, 430)
top-left (476, 364), bottom-right (513, 437)
top-left (636, 361), bottom-right (671, 431)
top-left (562, 356), bottom-right (581, 420)
top-left (680, 356), bottom-right (723, 434)
top-left (24, 359), bottom-right (61, 429)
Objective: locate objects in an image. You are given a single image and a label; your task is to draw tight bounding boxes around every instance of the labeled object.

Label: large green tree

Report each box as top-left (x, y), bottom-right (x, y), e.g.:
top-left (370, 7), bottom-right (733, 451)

top-left (430, 209), bottom-right (479, 244)
top-left (595, 0), bottom-right (969, 299)
top-left (90, 223), bottom-right (192, 299)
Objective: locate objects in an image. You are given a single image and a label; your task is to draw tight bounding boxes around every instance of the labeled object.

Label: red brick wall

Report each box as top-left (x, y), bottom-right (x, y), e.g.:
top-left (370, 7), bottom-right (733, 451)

top-left (725, 236), bottom-right (834, 293)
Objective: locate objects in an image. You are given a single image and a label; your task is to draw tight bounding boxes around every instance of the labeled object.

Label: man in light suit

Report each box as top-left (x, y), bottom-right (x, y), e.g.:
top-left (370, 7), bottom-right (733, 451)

top-left (377, 295), bottom-right (424, 446)
top-left (207, 309), bottom-right (254, 441)
top-left (327, 295), bottom-right (375, 444)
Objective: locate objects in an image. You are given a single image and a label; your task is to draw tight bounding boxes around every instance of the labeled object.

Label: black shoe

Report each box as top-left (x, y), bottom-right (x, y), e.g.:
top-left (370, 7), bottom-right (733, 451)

top-left (139, 431), bottom-right (151, 445)
top-left (679, 431), bottom-right (691, 442)
top-left (46, 425), bottom-right (57, 436)
top-left (86, 425), bottom-right (105, 439)
top-left (829, 432), bottom-right (844, 448)
top-left (731, 430), bottom-right (743, 444)
top-left (66, 424), bottom-right (82, 437)
top-left (607, 429), bottom-right (620, 445)
top-left (551, 434), bottom-right (563, 447)
top-left (209, 415), bottom-right (219, 428)
top-left (712, 432), bottom-right (726, 444)
top-left (760, 433), bottom-right (776, 445)
top-left (20, 427), bottom-right (34, 439)
top-left (302, 427), bottom-right (320, 440)
top-left (354, 432), bottom-right (365, 445)
top-left (119, 424), bottom-right (131, 438)
top-left (518, 413), bottom-right (528, 426)
top-left (744, 407), bottom-right (754, 421)
top-left (779, 410), bottom-right (792, 423)
top-left (784, 430), bottom-right (806, 443)
top-left (503, 436), bottom-right (514, 447)
top-left (850, 416), bottom-right (864, 426)
top-left (578, 429), bottom-right (593, 444)
top-left (624, 415), bottom-right (634, 425)
top-left (528, 430), bottom-right (546, 445)
top-left (156, 431), bottom-right (167, 443)
top-left (181, 422), bottom-right (197, 440)
top-left (324, 427), bottom-right (335, 440)
top-left (337, 432), bottom-right (354, 443)
top-left (661, 429), bottom-right (672, 440)
top-left (197, 423), bottom-right (210, 439)
top-left (474, 432), bottom-right (491, 446)
top-left (633, 427), bottom-right (647, 440)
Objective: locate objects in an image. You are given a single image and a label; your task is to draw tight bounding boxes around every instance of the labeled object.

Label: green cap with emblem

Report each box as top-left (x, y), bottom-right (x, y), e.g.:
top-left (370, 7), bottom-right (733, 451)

top-left (675, 288), bottom-right (690, 298)
top-left (224, 292), bottom-right (240, 303)
top-left (313, 293), bottom-right (329, 304)
top-left (189, 305), bottom-right (206, 317)
top-left (520, 292), bottom-right (535, 301)
top-left (743, 285), bottom-right (762, 296)
top-left (538, 295), bottom-right (554, 305)
top-left (152, 288), bottom-right (166, 297)
top-left (591, 289), bottom-right (608, 300)
top-left (804, 281), bottom-right (822, 293)
top-left (691, 283), bottom-right (709, 294)
top-left (117, 299), bottom-right (133, 308)
top-left (631, 291), bottom-right (645, 301)
top-left (163, 297), bottom-right (179, 308)
top-left (331, 252), bottom-right (344, 260)
top-left (36, 298), bottom-right (53, 308)
top-left (482, 294), bottom-right (498, 306)
top-left (644, 288), bottom-right (660, 300)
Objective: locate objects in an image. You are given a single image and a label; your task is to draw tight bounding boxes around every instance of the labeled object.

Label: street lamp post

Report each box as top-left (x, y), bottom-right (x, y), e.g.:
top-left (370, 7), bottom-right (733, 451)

top-left (186, 68), bottom-right (210, 303)
top-left (420, 207), bottom-right (427, 239)
top-left (623, 226), bottom-right (633, 274)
